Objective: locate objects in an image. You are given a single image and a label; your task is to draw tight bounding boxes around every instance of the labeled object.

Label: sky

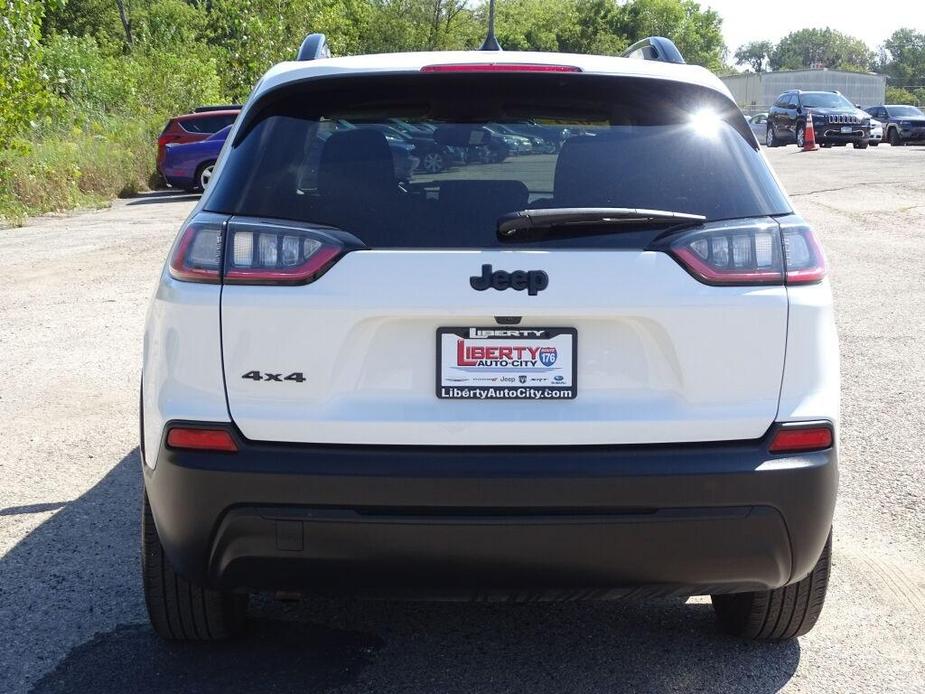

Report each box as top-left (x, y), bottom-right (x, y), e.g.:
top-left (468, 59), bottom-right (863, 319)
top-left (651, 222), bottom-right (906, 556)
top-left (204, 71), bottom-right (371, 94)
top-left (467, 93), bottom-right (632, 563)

top-left (703, 0), bottom-right (925, 65)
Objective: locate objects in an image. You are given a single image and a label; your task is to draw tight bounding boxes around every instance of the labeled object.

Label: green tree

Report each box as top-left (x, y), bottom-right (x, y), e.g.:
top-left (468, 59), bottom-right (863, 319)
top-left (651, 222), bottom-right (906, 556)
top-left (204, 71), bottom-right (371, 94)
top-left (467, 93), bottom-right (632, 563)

top-left (770, 28), bottom-right (872, 71)
top-left (0, 0), bottom-right (52, 146)
top-left (489, 0), bottom-right (724, 65)
top-left (361, 0), bottom-right (479, 53)
top-left (568, 0), bottom-right (627, 55)
top-left (617, 0), bottom-right (725, 71)
top-left (884, 86), bottom-right (925, 107)
top-left (877, 28), bottom-right (925, 89)
top-left (42, 0), bottom-right (124, 50)
top-left (734, 40), bottom-right (772, 72)
top-left (489, 0), bottom-right (580, 53)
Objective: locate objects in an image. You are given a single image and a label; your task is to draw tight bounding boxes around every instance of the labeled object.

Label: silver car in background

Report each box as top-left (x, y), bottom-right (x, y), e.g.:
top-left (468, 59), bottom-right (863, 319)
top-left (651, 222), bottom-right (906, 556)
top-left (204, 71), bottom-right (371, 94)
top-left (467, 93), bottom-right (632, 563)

top-left (747, 112), bottom-right (768, 142)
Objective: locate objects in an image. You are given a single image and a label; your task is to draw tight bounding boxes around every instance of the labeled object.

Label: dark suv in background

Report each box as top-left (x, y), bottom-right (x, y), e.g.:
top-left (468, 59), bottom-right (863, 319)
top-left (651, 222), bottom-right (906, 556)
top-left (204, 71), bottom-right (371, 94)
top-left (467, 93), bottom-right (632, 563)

top-left (767, 90), bottom-right (870, 149)
top-left (864, 105), bottom-right (925, 146)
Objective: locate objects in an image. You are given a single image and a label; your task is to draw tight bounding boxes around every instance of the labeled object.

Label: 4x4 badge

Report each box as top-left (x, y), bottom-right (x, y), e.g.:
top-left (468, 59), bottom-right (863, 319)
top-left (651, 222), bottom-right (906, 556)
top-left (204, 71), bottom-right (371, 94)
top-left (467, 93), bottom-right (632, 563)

top-left (470, 264), bottom-right (549, 296)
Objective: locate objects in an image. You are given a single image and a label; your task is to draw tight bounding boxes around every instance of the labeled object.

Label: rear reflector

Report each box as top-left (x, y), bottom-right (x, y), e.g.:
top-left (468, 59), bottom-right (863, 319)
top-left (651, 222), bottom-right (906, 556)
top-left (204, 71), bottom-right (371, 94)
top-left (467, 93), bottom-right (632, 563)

top-left (421, 63), bottom-right (581, 73)
top-left (166, 427), bottom-right (238, 452)
top-left (769, 425), bottom-right (833, 453)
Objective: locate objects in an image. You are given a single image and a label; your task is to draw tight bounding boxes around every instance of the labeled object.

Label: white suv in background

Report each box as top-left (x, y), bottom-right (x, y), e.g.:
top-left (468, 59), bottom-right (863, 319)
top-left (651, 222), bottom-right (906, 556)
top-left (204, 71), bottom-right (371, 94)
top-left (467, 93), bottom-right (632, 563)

top-left (140, 35), bottom-right (838, 642)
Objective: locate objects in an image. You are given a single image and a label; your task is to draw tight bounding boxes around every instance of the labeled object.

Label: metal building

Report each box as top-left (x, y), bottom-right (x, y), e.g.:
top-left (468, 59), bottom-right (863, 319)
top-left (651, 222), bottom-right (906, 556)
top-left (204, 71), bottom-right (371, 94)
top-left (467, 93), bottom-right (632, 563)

top-left (721, 70), bottom-right (886, 115)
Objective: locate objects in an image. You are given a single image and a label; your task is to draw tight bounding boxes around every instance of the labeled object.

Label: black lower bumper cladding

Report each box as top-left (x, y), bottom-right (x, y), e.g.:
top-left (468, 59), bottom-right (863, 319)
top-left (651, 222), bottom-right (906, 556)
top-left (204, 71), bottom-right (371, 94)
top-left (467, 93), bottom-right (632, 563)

top-left (144, 422), bottom-right (837, 598)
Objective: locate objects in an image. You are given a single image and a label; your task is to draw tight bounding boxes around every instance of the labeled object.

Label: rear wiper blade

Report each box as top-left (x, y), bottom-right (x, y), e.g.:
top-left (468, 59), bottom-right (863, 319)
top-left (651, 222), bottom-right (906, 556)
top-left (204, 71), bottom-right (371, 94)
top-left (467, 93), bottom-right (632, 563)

top-left (497, 207), bottom-right (706, 240)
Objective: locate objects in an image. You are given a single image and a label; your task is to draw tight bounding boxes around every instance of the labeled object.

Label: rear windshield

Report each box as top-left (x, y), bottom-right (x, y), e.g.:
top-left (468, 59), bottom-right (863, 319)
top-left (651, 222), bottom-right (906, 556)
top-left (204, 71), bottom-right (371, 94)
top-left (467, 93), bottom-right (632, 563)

top-left (206, 74), bottom-right (789, 248)
top-left (180, 114), bottom-right (237, 134)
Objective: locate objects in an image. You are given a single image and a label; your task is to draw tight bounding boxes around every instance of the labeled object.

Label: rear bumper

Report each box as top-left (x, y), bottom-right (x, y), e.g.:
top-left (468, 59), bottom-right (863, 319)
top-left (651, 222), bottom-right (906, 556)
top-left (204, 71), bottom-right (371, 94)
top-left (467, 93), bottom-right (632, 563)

top-left (161, 172), bottom-right (195, 190)
top-left (144, 423), bottom-right (837, 598)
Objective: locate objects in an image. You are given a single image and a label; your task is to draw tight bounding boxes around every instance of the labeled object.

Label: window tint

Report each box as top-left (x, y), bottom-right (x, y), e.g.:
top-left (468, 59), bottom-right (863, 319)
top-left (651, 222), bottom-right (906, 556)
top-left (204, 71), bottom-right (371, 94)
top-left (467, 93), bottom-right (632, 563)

top-left (787, 94), bottom-right (799, 107)
top-left (889, 106), bottom-right (924, 118)
top-left (799, 92), bottom-right (853, 109)
top-left (206, 75), bottom-right (789, 249)
top-left (180, 114), bottom-right (236, 134)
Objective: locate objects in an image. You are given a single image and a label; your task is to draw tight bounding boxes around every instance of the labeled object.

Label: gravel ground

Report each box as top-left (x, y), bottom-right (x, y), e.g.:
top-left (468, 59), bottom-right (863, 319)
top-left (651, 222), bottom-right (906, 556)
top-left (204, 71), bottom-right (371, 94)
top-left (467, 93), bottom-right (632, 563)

top-left (1, 146), bottom-right (923, 693)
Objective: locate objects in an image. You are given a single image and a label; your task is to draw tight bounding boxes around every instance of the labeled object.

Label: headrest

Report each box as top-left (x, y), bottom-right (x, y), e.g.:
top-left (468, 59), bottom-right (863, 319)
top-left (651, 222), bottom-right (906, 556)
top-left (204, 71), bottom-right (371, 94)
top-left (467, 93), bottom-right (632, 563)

top-left (317, 129), bottom-right (396, 198)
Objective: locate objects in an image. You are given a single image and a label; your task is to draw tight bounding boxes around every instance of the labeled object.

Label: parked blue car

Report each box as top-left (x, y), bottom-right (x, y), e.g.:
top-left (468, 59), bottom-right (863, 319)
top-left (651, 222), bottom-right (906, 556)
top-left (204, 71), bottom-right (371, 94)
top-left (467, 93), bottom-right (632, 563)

top-left (162, 123), bottom-right (420, 193)
top-left (161, 125), bottom-right (230, 191)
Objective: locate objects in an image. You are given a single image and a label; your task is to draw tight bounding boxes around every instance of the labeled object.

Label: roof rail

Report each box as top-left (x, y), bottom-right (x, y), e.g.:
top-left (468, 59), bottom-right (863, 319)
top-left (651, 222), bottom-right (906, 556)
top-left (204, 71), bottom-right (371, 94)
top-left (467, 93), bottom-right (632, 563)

top-left (621, 37), bottom-right (685, 65)
top-left (297, 33), bottom-right (332, 61)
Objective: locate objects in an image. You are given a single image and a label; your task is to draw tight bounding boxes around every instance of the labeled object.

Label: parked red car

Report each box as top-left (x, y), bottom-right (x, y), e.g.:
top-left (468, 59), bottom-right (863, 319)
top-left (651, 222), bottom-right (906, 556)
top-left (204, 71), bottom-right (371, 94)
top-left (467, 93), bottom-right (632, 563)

top-left (156, 108), bottom-right (240, 174)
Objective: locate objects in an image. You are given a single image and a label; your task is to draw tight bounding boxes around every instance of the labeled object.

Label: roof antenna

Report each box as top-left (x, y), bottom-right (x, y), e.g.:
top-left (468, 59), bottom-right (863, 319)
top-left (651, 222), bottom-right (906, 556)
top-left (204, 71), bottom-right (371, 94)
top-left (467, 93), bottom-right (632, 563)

top-left (480, 0), bottom-right (502, 51)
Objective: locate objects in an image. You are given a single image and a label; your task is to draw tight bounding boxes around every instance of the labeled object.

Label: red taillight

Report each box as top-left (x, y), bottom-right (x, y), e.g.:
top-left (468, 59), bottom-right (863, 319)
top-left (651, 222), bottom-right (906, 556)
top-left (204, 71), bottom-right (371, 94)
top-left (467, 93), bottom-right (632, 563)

top-left (167, 216), bottom-right (348, 286)
top-left (166, 427), bottom-right (238, 452)
top-left (781, 225), bottom-right (827, 284)
top-left (421, 63), bottom-right (581, 73)
top-left (666, 220), bottom-right (827, 286)
top-left (769, 424), bottom-right (833, 453)
top-left (668, 224), bottom-right (784, 285)
top-left (168, 219), bottom-right (224, 283)
top-left (223, 224), bottom-right (345, 285)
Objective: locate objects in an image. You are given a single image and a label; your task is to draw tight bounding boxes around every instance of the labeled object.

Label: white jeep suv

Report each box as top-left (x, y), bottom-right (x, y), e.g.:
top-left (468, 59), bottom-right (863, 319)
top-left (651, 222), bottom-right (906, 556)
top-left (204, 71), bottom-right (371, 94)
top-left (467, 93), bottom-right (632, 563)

top-left (140, 36), bottom-right (838, 642)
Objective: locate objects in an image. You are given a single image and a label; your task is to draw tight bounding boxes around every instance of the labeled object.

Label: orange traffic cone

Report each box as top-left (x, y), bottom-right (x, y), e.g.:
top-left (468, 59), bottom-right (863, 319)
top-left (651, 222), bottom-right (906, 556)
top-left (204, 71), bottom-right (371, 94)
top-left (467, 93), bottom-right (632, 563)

top-left (802, 110), bottom-right (818, 151)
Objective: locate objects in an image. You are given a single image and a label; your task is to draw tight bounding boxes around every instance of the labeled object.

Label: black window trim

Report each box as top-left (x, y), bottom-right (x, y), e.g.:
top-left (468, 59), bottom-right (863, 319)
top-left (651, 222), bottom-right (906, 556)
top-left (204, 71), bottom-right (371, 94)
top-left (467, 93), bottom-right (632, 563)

top-left (204, 71), bottom-right (791, 247)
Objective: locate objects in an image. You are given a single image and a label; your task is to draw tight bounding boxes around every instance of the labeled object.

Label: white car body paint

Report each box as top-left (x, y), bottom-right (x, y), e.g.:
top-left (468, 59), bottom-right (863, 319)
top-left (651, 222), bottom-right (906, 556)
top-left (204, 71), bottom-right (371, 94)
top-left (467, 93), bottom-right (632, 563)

top-left (142, 49), bottom-right (838, 462)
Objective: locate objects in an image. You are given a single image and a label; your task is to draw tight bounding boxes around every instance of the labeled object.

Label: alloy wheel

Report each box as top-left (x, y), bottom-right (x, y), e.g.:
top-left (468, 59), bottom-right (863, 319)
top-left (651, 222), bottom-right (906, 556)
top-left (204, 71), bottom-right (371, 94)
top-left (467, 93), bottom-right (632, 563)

top-left (200, 164), bottom-right (214, 190)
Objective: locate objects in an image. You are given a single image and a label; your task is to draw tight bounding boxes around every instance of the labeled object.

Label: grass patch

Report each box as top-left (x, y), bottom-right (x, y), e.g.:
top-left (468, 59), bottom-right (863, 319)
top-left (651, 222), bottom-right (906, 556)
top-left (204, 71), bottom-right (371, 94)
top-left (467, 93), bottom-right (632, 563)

top-left (0, 119), bottom-right (157, 225)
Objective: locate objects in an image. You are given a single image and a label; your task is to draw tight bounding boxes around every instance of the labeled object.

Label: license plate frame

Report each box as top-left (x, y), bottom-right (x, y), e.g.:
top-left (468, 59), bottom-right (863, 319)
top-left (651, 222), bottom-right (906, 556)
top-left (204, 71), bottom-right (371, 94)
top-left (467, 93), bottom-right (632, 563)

top-left (841, 125), bottom-right (853, 133)
top-left (436, 327), bottom-right (577, 400)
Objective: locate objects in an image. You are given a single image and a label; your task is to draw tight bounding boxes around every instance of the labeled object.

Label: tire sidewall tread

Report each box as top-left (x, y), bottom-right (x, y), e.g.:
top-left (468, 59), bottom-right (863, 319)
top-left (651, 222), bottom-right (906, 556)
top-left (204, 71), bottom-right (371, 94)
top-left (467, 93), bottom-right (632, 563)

top-left (711, 531), bottom-right (832, 641)
top-left (142, 491), bottom-right (246, 640)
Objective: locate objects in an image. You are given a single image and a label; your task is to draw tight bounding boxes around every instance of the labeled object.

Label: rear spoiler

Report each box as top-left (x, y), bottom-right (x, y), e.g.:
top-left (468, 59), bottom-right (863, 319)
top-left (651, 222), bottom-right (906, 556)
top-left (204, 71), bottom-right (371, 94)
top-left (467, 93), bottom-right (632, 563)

top-left (194, 105), bottom-right (242, 113)
top-left (621, 37), bottom-right (685, 64)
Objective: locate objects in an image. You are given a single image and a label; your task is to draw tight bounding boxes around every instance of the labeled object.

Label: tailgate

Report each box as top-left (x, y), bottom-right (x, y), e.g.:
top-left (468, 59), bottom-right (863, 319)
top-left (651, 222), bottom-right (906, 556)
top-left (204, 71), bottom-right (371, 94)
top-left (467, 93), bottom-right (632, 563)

top-left (221, 248), bottom-right (787, 445)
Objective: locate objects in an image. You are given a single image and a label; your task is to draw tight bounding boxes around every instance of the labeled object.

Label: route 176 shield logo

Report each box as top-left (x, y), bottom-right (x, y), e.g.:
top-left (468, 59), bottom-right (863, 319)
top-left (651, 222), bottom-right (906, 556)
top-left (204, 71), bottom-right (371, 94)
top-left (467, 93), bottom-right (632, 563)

top-left (538, 347), bottom-right (558, 367)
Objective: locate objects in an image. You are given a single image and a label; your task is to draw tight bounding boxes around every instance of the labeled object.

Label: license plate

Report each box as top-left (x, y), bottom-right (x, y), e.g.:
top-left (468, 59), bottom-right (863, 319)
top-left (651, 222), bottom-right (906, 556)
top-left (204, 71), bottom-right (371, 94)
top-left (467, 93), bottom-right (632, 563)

top-left (841, 126), bottom-right (853, 133)
top-left (436, 327), bottom-right (577, 400)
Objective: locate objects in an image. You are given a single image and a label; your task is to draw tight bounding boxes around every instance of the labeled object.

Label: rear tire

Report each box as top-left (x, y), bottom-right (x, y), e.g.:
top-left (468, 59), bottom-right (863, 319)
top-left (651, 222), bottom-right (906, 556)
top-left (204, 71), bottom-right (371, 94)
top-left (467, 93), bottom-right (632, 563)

top-left (796, 125), bottom-right (806, 148)
top-left (888, 128), bottom-right (903, 146)
top-left (142, 491), bottom-right (247, 640)
top-left (711, 531), bottom-right (831, 640)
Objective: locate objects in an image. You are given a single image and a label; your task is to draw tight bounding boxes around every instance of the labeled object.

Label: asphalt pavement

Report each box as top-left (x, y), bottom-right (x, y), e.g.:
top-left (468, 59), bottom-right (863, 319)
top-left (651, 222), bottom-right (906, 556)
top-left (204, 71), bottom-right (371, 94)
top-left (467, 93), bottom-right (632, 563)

top-left (0, 146), bottom-right (923, 693)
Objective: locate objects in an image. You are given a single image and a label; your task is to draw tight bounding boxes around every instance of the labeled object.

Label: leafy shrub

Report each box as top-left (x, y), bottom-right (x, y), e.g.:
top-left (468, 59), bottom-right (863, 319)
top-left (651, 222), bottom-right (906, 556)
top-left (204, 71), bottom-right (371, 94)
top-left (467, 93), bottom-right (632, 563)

top-left (0, 0), bottom-right (52, 148)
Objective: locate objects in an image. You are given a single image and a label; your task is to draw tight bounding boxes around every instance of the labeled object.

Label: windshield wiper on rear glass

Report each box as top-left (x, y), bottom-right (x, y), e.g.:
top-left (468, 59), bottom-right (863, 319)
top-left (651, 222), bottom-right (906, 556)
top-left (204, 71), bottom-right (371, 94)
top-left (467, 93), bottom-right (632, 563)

top-left (497, 207), bottom-right (706, 241)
